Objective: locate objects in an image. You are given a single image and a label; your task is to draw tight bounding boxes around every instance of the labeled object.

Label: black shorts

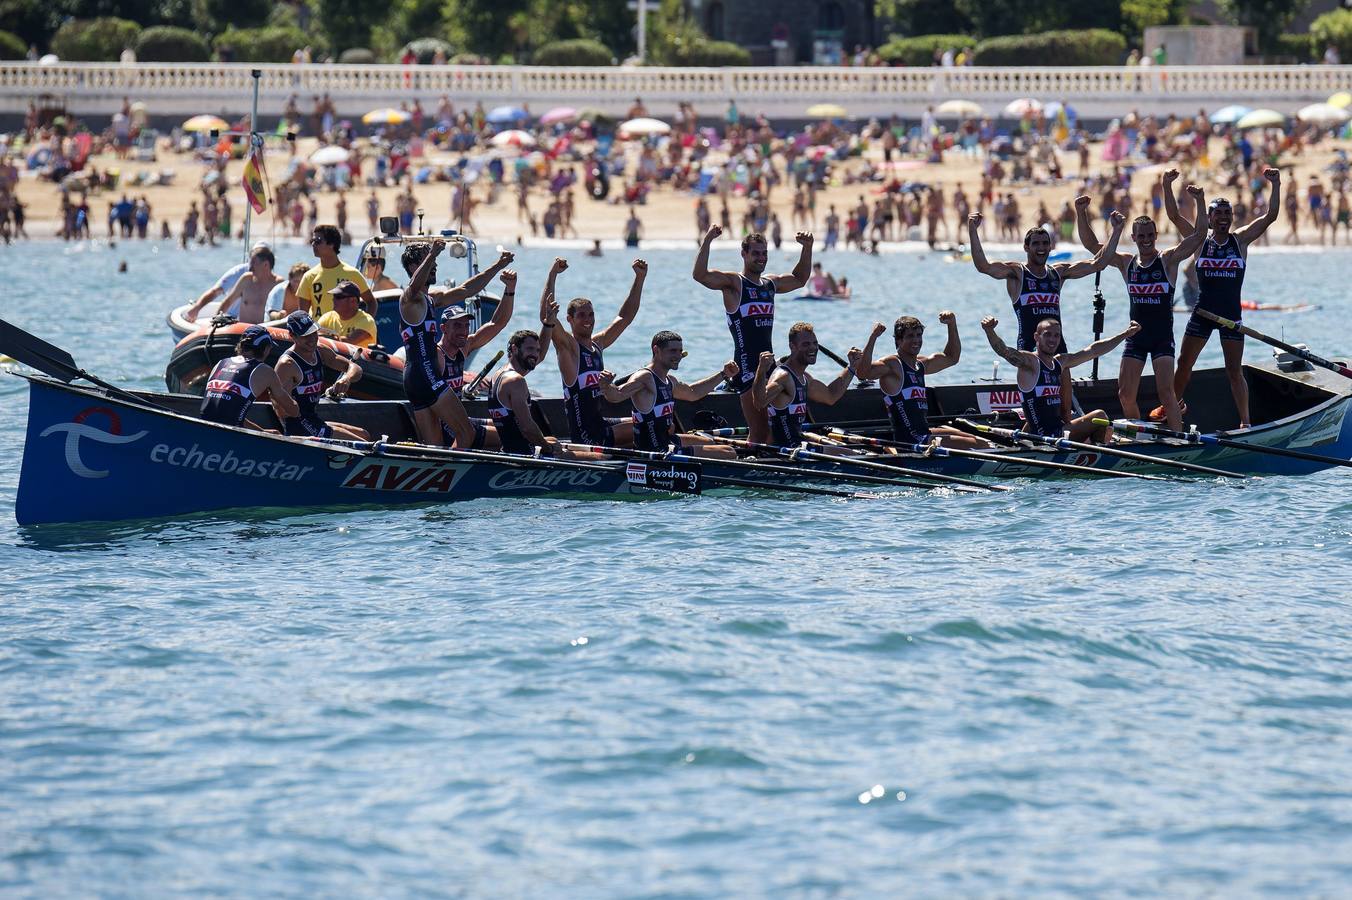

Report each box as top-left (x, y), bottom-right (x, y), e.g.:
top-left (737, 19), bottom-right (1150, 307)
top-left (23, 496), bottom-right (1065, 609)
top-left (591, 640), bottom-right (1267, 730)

top-left (731, 368), bottom-right (757, 395)
top-left (1122, 321), bottom-right (1175, 362)
top-left (403, 369), bottom-right (449, 411)
top-left (282, 416), bottom-right (333, 439)
top-left (443, 419), bottom-right (489, 449)
top-left (1184, 308), bottom-right (1244, 342)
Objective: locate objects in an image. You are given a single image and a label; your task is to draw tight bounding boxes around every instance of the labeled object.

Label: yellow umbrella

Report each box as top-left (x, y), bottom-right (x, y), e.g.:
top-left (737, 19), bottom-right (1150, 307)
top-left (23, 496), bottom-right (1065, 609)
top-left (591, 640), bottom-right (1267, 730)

top-left (362, 108), bottom-right (411, 125)
top-left (806, 103), bottom-right (847, 118)
top-left (936, 99), bottom-right (983, 118)
top-left (182, 114), bottom-right (228, 133)
top-left (1329, 92), bottom-right (1352, 109)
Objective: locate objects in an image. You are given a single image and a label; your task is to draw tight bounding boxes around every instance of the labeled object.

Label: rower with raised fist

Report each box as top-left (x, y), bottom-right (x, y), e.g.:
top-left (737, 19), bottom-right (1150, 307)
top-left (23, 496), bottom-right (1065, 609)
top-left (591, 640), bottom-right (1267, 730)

top-left (751, 323), bottom-right (860, 447)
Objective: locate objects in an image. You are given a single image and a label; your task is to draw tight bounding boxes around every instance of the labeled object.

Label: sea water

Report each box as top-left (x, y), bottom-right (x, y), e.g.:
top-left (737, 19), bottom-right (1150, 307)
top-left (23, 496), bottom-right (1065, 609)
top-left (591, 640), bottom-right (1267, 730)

top-left (2, 238), bottom-right (1351, 896)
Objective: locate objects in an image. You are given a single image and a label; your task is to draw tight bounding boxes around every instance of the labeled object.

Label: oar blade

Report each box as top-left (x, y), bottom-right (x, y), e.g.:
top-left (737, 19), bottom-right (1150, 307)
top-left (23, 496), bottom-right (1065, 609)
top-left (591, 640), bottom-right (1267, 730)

top-left (0, 318), bottom-right (81, 382)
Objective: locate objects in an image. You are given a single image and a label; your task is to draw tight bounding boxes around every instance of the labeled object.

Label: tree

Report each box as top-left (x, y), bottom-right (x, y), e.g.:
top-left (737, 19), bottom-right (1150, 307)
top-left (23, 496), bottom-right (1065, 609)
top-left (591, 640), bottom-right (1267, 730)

top-left (876, 0), bottom-right (973, 40)
top-left (1216, 0), bottom-right (1310, 51)
top-left (440, 0), bottom-right (531, 60)
top-left (1121, 0), bottom-right (1187, 45)
top-left (317, 0), bottom-right (371, 53)
top-left (952, 0), bottom-right (1119, 37)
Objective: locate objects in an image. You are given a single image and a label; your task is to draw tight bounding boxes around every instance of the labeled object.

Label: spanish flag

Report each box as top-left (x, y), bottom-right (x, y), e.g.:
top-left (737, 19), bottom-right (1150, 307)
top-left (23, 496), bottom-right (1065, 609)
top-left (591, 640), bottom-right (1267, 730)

top-left (242, 149), bottom-right (267, 215)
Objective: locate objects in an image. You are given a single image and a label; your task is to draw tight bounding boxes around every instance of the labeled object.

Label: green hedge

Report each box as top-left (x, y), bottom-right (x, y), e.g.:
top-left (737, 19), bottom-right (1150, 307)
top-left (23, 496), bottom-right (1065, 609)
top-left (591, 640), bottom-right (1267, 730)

top-left (878, 34), bottom-right (975, 66)
top-left (338, 47), bottom-right (376, 64)
top-left (0, 29), bottom-right (26, 60)
top-left (136, 26), bottom-right (210, 62)
top-left (1311, 9), bottom-right (1352, 63)
top-left (51, 17), bottom-right (142, 62)
top-left (1274, 33), bottom-right (1313, 61)
top-left (450, 52), bottom-right (489, 64)
top-left (213, 26), bottom-right (312, 63)
top-left (668, 39), bottom-right (751, 66)
top-left (533, 38), bottom-right (613, 66)
top-left (973, 29), bottom-right (1127, 66)
top-left (402, 37), bottom-right (452, 64)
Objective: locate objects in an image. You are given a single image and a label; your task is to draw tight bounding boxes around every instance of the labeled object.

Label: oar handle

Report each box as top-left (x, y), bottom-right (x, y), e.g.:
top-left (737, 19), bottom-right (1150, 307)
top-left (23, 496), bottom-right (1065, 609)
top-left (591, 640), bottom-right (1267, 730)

top-left (1194, 308), bottom-right (1352, 379)
top-left (464, 349), bottom-right (504, 395)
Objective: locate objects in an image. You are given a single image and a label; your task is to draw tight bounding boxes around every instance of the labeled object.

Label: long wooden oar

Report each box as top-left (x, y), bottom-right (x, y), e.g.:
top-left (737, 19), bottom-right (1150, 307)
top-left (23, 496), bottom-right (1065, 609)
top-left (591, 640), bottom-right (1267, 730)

top-left (0, 317), bottom-right (172, 411)
top-left (957, 420), bottom-right (1245, 479)
top-left (1194, 309), bottom-right (1352, 379)
top-left (1097, 417), bottom-right (1352, 472)
top-left (697, 432), bottom-right (1006, 491)
top-left (463, 349), bottom-right (503, 396)
top-left (814, 427), bottom-right (1172, 482)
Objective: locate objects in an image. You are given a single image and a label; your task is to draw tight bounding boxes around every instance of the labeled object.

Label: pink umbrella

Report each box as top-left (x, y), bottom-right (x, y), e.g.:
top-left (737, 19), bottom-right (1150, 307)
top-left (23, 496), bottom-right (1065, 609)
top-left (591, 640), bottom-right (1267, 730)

top-left (490, 129), bottom-right (536, 148)
top-left (540, 106), bottom-right (577, 126)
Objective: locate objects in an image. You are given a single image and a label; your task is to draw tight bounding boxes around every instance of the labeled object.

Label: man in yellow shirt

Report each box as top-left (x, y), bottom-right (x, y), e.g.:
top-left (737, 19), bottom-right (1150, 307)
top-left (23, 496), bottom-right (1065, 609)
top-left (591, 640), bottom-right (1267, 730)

top-left (297, 224), bottom-right (377, 318)
top-left (316, 281), bottom-right (378, 347)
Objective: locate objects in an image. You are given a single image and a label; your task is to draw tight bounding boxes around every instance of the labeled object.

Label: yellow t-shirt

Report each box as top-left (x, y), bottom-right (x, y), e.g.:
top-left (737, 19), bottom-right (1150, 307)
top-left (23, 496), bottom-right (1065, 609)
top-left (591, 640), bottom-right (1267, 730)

top-left (317, 309), bottom-right (377, 348)
top-left (298, 262), bottom-right (371, 318)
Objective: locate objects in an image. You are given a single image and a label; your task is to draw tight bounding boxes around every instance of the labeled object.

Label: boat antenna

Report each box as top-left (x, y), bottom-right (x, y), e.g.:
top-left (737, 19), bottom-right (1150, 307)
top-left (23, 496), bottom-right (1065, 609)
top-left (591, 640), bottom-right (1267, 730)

top-left (242, 68), bottom-right (261, 263)
top-left (1090, 269), bottom-right (1105, 381)
top-left (416, 207), bottom-right (425, 235)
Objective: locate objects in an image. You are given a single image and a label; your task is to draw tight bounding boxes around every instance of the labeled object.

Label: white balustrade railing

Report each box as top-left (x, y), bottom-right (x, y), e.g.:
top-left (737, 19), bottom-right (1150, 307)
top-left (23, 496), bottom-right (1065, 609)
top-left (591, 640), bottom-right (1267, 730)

top-left (2, 62), bottom-right (1352, 118)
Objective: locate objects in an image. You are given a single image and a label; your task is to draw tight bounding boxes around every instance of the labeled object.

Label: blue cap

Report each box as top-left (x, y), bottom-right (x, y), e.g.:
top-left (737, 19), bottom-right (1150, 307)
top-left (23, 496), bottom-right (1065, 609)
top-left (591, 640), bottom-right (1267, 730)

top-left (243, 324), bottom-right (274, 348)
top-left (285, 311), bottom-right (319, 337)
top-left (440, 304), bottom-right (472, 322)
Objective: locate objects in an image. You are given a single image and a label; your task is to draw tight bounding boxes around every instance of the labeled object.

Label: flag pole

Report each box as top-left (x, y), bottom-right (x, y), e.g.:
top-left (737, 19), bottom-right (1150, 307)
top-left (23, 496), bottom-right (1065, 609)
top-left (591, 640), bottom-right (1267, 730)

top-left (242, 68), bottom-right (261, 261)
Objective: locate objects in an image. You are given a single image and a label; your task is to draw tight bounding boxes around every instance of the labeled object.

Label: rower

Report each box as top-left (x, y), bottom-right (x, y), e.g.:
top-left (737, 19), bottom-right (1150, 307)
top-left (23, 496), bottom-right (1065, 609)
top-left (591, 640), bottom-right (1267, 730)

top-left (361, 243), bottom-right (400, 291)
top-left (198, 324), bottom-right (299, 431)
top-left (273, 310), bottom-right (370, 441)
top-left (968, 203), bottom-right (1120, 351)
top-left (397, 239), bottom-right (477, 447)
top-left (1077, 187), bottom-right (1206, 432)
top-left (598, 330), bottom-right (740, 458)
top-left (1167, 167), bottom-right (1281, 428)
top-left (692, 224), bottom-right (813, 445)
top-left (751, 323), bottom-right (860, 447)
top-left (436, 266), bottom-right (517, 397)
top-left (486, 308), bottom-right (565, 457)
top-left (982, 316), bottom-right (1141, 443)
top-left (856, 312), bottom-right (992, 450)
top-left (544, 255), bottom-right (646, 446)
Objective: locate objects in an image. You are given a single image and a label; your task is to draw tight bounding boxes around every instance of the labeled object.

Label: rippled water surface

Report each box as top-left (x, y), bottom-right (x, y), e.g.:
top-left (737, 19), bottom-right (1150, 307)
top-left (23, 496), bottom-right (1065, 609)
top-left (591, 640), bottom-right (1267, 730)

top-left (3, 239), bottom-right (1352, 895)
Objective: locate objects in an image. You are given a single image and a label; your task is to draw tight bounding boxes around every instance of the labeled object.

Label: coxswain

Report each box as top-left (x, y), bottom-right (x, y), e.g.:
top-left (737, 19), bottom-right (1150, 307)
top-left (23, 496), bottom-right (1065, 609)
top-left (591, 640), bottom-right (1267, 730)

top-left (211, 244), bottom-right (281, 324)
top-left (316, 280), bottom-right (378, 348)
top-left (855, 312), bottom-right (991, 449)
top-left (198, 324), bottom-right (299, 431)
top-left (544, 255), bottom-right (646, 446)
top-left (692, 224), bottom-right (812, 444)
top-left (968, 203), bottom-right (1121, 351)
top-left (750, 323), bottom-right (860, 447)
top-left (597, 331), bottom-right (739, 458)
top-left (273, 311), bottom-right (370, 441)
top-left (982, 316), bottom-right (1141, 443)
top-left (361, 243), bottom-right (400, 291)
top-left (1167, 167), bottom-right (1281, 428)
top-left (485, 299), bottom-right (566, 456)
top-left (1077, 189), bottom-right (1205, 432)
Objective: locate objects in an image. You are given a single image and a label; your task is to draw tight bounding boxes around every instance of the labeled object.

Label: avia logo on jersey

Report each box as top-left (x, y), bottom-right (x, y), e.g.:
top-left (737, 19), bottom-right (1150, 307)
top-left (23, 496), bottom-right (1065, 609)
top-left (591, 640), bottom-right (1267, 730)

top-left (1034, 385), bottom-right (1062, 399)
top-left (343, 460), bottom-right (462, 493)
top-left (739, 302), bottom-right (774, 318)
top-left (296, 381), bottom-right (324, 397)
top-left (784, 402), bottom-right (808, 416)
top-left (1198, 257), bottom-right (1244, 269)
top-left (206, 379), bottom-right (246, 397)
top-left (1128, 283), bottom-right (1171, 301)
top-left (899, 386), bottom-right (927, 402)
top-left (578, 370), bottom-right (604, 389)
top-left (40, 406), bottom-right (149, 479)
top-left (1018, 293), bottom-right (1059, 307)
top-left (651, 401), bottom-right (675, 419)
top-left (487, 468), bottom-right (607, 490)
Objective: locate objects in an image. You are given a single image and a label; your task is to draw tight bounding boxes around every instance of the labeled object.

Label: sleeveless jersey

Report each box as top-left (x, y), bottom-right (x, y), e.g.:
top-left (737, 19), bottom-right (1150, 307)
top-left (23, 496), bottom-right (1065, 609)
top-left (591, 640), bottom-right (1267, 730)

top-left (1013, 265), bottom-right (1063, 351)
top-left (767, 364), bottom-right (809, 446)
top-left (441, 346), bottom-right (466, 397)
top-left (281, 346), bottom-right (326, 425)
top-left (726, 275), bottom-right (776, 384)
top-left (200, 355), bottom-right (263, 426)
top-left (486, 369), bottom-right (532, 455)
top-left (1194, 234), bottom-right (1245, 315)
top-left (562, 339), bottom-right (609, 444)
top-left (400, 294), bottom-right (446, 393)
top-left (882, 360), bottom-right (930, 444)
top-left (1021, 359), bottom-right (1064, 437)
top-left (632, 368), bottom-right (677, 452)
top-left (1125, 254), bottom-right (1175, 324)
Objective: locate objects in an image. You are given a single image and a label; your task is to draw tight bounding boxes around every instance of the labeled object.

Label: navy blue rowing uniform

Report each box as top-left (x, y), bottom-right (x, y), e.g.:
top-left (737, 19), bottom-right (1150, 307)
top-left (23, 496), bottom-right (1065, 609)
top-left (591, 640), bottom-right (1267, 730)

top-left (435, 345), bottom-right (490, 449)
top-left (1186, 234), bottom-right (1245, 342)
top-left (1122, 254), bottom-right (1176, 362)
top-left (200, 356), bottom-right (263, 426)
top-left (882, 360), bottom-right (931, 444)
top-left (632, 367), bottom-right (679, 452)
top-left (279, 346), bottom-right (333, 438)
top-left (1013, 265), bottom-right (1066, 352)
top-left (563, 339), bottom-right (613, 445)
top-left (726, 275), bottom-right (776, 393)
top-left (767, 364), bottom-right (809, 446)
top-left (401, 294), bottom-right (450, 410)
top-left (1021, 358), bottom-right (1065, 437)
top-left (486, 369), bottom-right (533, 455)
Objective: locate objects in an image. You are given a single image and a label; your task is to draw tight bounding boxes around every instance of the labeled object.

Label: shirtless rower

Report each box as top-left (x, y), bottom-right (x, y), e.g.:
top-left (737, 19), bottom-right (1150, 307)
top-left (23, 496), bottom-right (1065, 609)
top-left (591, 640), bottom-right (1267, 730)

top-left (856, 312), bottom-right (992, 450)
top-left (1077, 189), bottom-right (1206, 431)
top-left (198, 324), bottom-right (299, 432)
top-left (1165, 167), bottom-right (1281, 428)
top-left (544, 255), bottom-right (646, 446)
top-left (597, 331), bottom-right (740, 458)
top-left (982, 316), bottom-right (1141, 443)
top-left (751, 323), bottom-right (860, 447)
top-left (210, 245), bottom-right (282, 324)
top-left (968, 203), bottom-right (1121, 351)
top-left (692, 225), bottom-right (812, 445)
top-left (486, 304), bottom-right (567, 457)
top-left (273, 310), bottom-right (370, 441)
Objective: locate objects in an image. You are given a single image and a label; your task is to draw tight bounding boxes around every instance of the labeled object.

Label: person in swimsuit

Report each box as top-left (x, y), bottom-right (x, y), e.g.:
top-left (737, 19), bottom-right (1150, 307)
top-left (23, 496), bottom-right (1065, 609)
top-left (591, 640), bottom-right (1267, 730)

top-left (692, 224), bottom-right (812, 445)
top-left (273, 310), bottom-right (370, 441)
top-left (751, 323), bottom-right (861, 448)
top-left (983, 316), bottom-right (1141, 443)
top-left (198, 325), bottom-right (299, 432)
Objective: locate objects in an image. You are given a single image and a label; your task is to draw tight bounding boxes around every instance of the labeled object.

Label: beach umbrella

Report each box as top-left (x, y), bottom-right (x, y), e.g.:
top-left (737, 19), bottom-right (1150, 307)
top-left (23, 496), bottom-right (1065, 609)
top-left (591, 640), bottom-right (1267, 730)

top-left (182, 114), bottom-right (228, 133)
top-left (486, 105), bottom-right (528, 124)
top-left (1329, 92), bottom-right (1352, 109)
top-left (935, 99), bottom-right (982, 118)
top-left (362, 108), bottom-right (410, 125)
top-left (617, 117), bottom-right (672, 137)
top-left (539, 106), bottom-right (577, 126)
top-left (490, 129), bottom-right (535, 148)
top-left (1297, 103), bottom-right (1351, 126)
top-left (38, 53), bottom-right (58, 65)
top-left (1044, 100), bottom-right (1076, 119)
top-left (1002, 98), bottom-right (1042, 117)
top-left (309, 144), bottom-right (350, 165)
top-left (806, 103), bottom-right (847, 118)
top-left (1209, 105), bottom-right (1251, 125)
top-left (1236, 108), bottom-right (1286, 129)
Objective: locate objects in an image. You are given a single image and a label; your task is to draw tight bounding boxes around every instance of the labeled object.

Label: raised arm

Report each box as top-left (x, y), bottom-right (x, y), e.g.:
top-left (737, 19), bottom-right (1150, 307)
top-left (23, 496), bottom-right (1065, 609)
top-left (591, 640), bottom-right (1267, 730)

top-left (538, 297), bottom-right (559, 367)
top-left (539, 258), bottom-right (573, 360)
top-left (674, 361), bottom-right (741, 401)
top-left (1161, 169), bottom-right (1194, 235)
top-left (967, 212), bottom-right (1016, 279)
top-left (1235, 167), bottom-right (1281, 246)
top-left (980, 315), bottom-right (1037, 372)
top-left (1060, 210), bottom-right (1127, 278)
top-left (595, 259), bottom-right (646, 348)
top-left (920, 310), bottom-right (961, 375)
top-left (854, 322), bottom-right (892, 380)
top-left (751, 351), bottom-right (786, 411)
top-left (692, 225), bottom-right (740, 291)
top-left (467, 269), bottom-right (516, 352)
top-left (1165, 185), bottom-right (1208, 264)
top-left (598, 367), bottom-right (652, 404)
top-left (806, 348), bottom-right (859, 405)
top-left (768, 232), bottom-right (813, 292)
top-left (399, 238), bottom-right (445, 319)
top-left (1061, 321), bottom-right (1141, 368)
top-left (433, 249), bottom-right (515, 305)
top-left (1074, 195), bottom-right (1102, 253)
